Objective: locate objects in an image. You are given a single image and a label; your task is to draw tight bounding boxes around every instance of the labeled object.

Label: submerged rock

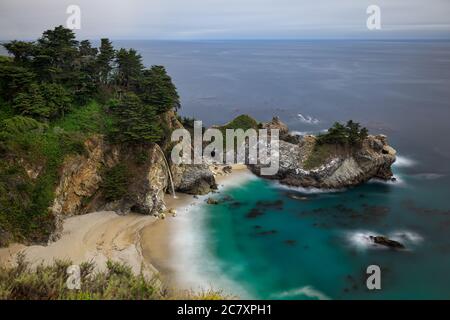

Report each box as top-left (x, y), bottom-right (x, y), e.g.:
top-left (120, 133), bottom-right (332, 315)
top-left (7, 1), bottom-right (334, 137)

top-left (370, 236), bottom-right (405, 249)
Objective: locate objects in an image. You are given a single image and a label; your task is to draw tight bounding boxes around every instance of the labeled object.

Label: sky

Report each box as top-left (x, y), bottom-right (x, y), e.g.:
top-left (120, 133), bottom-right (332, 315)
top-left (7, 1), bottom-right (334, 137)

top-left (1, 0), bottom-right (450, 40)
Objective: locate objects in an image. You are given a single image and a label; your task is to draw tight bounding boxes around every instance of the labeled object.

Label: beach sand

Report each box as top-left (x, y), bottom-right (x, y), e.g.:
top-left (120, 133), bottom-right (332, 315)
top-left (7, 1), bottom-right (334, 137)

top-left (0, 164), bottom-right (252, 293)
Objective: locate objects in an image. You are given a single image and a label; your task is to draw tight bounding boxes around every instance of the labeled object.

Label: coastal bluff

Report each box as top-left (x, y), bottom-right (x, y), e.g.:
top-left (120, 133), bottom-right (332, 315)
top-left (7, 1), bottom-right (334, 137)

top-left (249, 117), bottom-right (397, 189)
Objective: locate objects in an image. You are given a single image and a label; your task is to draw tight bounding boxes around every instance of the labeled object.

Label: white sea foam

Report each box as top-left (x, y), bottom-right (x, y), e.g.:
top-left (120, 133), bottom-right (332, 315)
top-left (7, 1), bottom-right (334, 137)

top-left (368, 175), bottom-right (406, 187)
top-left (169, 174), bottom-right (254, 298)
top-left (218, 170), bottom-right (258, 191)
top-left (272, 286), bottom-right (331, 300)
top-left (290, 129), bottom-right (328, 136)
top-left (411, 173), bottom-right (445, 180)
top-left (389, 230), bottom-right (424, 245)
top-left (297, 113), bottom-right (320, 125)
top-left (394, 155), bottom-right (417, 168)
top-left (347, 230), bottom-right (424, 250)
top-left (347, 230), bottom-right (381, 250)
top-left (272, 181), bottom-right (345, 194)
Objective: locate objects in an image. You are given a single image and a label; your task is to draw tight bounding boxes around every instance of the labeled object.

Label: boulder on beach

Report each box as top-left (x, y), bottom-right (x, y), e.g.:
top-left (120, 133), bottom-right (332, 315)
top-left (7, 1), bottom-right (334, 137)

top-left (206, 197), bottom-right (219, 205)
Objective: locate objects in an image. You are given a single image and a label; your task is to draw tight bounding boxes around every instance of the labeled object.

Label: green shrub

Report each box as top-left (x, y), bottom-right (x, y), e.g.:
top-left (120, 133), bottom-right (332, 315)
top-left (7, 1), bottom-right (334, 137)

top-left (317, 120), bottom-right (368, 146)
top-left (221, 114), bottom-right (259, 131)
top-left (0, 256), bottom-right (162, 300)
top-left (0, 257), bottom-right (229, 300)
top-left (101, 164), bottom-right (129, 202)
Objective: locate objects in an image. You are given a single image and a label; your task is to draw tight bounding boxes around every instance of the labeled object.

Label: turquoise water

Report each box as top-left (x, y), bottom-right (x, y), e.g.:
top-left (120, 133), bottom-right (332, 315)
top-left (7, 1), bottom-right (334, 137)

top-left (198, 166), bottom-right (450, 299)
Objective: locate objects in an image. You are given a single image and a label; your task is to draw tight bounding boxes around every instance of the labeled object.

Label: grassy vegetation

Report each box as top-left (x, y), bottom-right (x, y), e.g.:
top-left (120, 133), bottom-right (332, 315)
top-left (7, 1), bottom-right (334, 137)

top-left (303, 143), bottom-right (336, 170)
top-left (52, 100), bottom-right (113, 134)
top-left (217, 114), bottom-right (260, 150)
top-left (0, 255), bottom-right (228, 300)
top-left (220, 114), bottom-right (259, 131)
top-left (0, 101), bottom-right (112, 245)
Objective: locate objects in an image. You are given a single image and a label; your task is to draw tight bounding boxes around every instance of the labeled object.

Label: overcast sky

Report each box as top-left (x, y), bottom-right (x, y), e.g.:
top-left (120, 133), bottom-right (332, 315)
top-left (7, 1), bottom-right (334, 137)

top-left (1, 0), bottom-right (450, 40)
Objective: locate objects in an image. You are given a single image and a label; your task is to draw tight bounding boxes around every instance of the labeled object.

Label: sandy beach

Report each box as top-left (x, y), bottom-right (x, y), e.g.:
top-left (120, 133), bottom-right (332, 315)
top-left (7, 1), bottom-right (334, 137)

top-left (0, 164), bottom-right (252, 293)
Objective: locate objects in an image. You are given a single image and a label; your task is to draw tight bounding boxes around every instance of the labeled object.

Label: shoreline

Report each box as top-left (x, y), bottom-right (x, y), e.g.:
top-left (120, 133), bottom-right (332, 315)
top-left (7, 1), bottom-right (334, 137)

top-left (0, 164), bottom-right (253, 294)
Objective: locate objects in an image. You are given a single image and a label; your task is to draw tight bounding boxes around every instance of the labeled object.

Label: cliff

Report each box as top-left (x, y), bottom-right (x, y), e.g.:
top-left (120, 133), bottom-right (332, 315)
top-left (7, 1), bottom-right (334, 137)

top-left (47, 112), bottom-right (216, 241)
top-left (249, 117), bottom-right (397, 189)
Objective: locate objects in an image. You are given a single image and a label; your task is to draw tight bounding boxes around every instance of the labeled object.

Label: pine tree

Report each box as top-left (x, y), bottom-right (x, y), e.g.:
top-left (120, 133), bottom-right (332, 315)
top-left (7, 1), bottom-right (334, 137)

top-left (0, 57), bottom-right (35, 101)
top-left (2, 40), bottom-right (35, 65)
top-left (97, 38), bottom-right (115, 85)
top-left (115, 49), bottom-right (144, 90)
top-left (12, 83), bottom-right (49, 119)
top-left (110, 93), bottom-right (161, 144)
top-left (33, 26), bottom-right (79, 83)
top-left (138, 65), bottom-right (180, 113)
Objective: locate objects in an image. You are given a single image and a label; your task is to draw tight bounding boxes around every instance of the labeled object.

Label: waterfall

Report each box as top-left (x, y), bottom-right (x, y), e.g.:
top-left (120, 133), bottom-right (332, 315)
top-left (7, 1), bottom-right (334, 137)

top-left (155, 144), bottom-right (177, 198)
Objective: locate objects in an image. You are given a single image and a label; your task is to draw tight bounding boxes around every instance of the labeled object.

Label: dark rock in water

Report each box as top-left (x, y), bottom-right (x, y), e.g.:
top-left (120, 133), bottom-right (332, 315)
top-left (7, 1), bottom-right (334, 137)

top-left (391, 177), bottom-right (397, 182)
top-left (206, 197), bottom-right (219, 205)
top-left (253, 225), bottom-right (262, 229)
top-left (255, 200), bottom-right (283, 210)
top-left (283, 240), bottom-right (297, 246)
top-left (362, 205), bottom-right (390, 217)
top-left (370, 236), bottom-right (405, 249)
top-left (246, 208), bottom-right (265, 218)
top-left (228, 201), bottom-right (242, 209)
top-left (221, 194), bottom-right (233, 202)
top-left (256, 229), bottom-right (277, 236)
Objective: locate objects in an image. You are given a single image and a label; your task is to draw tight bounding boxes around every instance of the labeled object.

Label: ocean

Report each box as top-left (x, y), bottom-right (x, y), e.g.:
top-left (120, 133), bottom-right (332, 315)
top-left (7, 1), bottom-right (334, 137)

top-left (117, 40), bottom-right (450, 299)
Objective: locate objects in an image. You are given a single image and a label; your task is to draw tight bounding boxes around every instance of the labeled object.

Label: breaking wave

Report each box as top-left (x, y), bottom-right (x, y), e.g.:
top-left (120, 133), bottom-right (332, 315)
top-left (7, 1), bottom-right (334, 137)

top-left (347, 230), bottom-right (423, 250)
top-left (368, 175), bottom-right (406, 187)
top-left (272, 286), bottom-right (331, 300)
top-left (297, 113), bottom-right (320, 125)
top-left (272, 181), bottom-right (345, 194)
top-left (394, 155), bottom-right (417, 168)
top-left (290, 129), bottom-right (328, 136)
top-left (389, 230), bottom-right (424, 245)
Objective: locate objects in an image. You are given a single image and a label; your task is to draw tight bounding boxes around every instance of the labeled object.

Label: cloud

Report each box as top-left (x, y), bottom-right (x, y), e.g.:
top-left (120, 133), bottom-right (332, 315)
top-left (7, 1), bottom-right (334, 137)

top-left (1, 0), bottom-right (449, 40)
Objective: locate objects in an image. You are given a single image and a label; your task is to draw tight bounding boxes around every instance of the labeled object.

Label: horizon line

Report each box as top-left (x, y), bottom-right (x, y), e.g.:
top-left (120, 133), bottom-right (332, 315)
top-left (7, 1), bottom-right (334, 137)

top-left (2, 37), bottom-right (450, 43)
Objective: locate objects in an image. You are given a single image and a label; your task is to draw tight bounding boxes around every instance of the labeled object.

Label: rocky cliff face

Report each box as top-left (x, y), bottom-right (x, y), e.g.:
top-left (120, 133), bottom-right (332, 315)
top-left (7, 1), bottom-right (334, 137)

top-left (49, 111), bottom-right (217, 239)
top-left (174, 164), bottom-right (217, 195)
top-left (250, 118), bottom-right (397, 189)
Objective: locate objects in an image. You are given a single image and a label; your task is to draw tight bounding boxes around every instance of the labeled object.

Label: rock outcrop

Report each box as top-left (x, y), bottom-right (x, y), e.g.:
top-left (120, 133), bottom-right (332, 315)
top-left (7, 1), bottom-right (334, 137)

top-left (51, 135), bottom-right (115, 218)
top-left (250, 119), bottom-right (397, 189)
top-left (97, 144), bottom-right (170, 216)
top-left (174, 164), bottom-right (217, 195)
top-left (370, 236), bottom-right (405, 249)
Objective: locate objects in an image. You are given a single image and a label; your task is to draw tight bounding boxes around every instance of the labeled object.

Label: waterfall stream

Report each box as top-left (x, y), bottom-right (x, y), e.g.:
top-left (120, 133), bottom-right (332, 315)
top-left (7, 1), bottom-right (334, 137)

top-left (155, 144), bottom-right (177, 198)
